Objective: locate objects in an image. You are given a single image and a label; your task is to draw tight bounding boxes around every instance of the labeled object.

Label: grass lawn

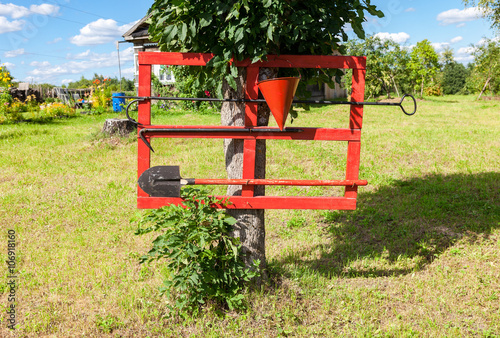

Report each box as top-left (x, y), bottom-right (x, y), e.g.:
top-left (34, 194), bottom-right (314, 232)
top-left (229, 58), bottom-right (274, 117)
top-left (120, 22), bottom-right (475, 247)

top-left (0, 95), bottom-right (499, 337)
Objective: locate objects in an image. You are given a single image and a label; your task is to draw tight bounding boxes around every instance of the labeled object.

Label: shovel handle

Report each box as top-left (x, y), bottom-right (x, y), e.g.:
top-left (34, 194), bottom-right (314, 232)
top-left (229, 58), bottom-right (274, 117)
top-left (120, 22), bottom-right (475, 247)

top-left (184, 178), bottom-right (368, 186)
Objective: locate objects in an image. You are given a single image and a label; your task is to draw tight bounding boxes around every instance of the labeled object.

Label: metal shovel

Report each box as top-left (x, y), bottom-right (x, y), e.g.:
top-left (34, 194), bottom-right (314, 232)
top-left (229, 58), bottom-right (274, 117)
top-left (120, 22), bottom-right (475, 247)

top-left (138, 166), bottom-right (368, 197)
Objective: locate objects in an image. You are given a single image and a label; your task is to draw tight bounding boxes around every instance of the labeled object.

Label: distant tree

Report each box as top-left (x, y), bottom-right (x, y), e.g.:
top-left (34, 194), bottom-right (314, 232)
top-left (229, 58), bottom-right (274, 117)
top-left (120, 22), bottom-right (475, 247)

top-left (442, 62), bottom-right (468, 94)
top-left (344, 36), bottom-right (410, 99)
top-left (438, 47), bottom-right (468, 95)
top-left (470, 38), bottom-right (500, 99)
top-left (409, 40), bottom-right (440, 97)
top-left (66, 75), bottom-right (134, 92)
top-left (440, 46), bottom-right (455, 66)
top-left (120, 78), bottom-right (135, 91)
top-left (148, 0), bottom-right (385, 279)
top-left (67, 75), bottom-right (93, 89)
top-left (463, 0), bottom-right (500, 31)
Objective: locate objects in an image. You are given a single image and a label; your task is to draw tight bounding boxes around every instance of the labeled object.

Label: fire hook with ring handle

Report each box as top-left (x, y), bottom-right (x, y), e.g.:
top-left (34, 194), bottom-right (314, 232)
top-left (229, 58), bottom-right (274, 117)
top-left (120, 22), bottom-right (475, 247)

top-left (125, 98), bottom-right (146, 125)
top-left (399, 94), bottom-right (417, 116)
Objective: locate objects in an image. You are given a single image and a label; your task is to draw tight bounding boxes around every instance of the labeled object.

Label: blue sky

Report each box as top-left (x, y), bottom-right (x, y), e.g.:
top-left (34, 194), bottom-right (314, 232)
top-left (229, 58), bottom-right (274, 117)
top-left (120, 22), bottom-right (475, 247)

top-left (0, 0), bottom-right (495, 86)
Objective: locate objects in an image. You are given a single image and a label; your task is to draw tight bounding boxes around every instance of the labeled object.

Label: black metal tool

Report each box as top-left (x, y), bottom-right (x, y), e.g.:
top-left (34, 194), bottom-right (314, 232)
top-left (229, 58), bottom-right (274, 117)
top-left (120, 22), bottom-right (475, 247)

top-left (138, 165), bottom-right (369, 197)
top-left (121, 94), bottom-right (417, 126)
top-left (138, 127), bottom-right (304, 152)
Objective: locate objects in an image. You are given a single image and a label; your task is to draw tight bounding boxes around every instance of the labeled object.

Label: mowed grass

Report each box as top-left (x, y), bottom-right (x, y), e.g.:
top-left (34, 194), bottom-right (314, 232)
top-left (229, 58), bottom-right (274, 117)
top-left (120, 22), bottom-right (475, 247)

top-left (0, 95), bottom-right (499, 337)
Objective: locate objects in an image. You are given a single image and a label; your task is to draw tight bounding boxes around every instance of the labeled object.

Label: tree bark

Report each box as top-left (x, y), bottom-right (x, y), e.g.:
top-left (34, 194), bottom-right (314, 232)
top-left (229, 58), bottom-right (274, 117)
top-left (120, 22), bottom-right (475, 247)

top-left (420, 74), bottom-right (425, 98)
top-left (102, 118), bottom-right (137, 137)
top-left (220, 67), bottom-right (277, 282)
top-left (478, 76), bottom-right (491, 100)
top-left (391, 72), bottom-right (400, 97)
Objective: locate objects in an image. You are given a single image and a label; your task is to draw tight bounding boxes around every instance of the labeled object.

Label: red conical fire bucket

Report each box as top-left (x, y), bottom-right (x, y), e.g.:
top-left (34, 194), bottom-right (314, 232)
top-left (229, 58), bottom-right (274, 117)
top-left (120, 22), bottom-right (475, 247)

top-left (258, 77), bottom-right (300, 131)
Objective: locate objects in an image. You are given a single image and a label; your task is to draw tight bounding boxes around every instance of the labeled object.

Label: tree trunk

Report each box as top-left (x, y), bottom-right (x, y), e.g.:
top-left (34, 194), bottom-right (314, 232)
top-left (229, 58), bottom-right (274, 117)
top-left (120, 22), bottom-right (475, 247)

top-left (420, 74), bottom-right (425, 98)
top-left (379, 78), bottom-right (390, 99)
top-left (220, 67), bottom-right (277, 282)
top-left (478, 77), bottom-right (491, 100)
top-left (391, 73), bottom-right (400, 97)
top-left (102, 118), bottom-right (137, 137)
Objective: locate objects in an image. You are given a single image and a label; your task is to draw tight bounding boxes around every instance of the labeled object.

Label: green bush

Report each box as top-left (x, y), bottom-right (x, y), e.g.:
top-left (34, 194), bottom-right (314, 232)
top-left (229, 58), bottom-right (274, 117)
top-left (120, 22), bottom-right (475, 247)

top-left (170, 66), bottom-right (221, 112)
top-left (442, 62), bottom-right (468, 95)
top-left (135, 188), bottom-right (259, 316)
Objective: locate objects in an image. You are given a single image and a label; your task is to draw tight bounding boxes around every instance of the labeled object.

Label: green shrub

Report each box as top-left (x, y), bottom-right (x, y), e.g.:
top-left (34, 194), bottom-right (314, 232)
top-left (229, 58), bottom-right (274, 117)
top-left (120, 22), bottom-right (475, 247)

top-left (135, 188), bottom-right (259, 316)
top-left (169, 66), bottom-right (221, 112)
top-left (442, 62), bottom-right (468, 95)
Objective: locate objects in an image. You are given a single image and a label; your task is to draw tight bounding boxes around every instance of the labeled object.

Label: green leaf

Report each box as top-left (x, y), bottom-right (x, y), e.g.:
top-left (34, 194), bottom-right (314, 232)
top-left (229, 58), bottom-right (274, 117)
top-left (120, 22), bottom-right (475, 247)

top-left (225, 74), bottom-right (237, 90)
top-left (179, 22), bottom-right (187, 42)
top-left (234, 26), bottom-right (244, 43)
top-left (259, 18), bottom-right (268, 29)
top-left (267, 24), bottom-right (274, 42)
top-left (351, 20), bottom-right (365, 40)
top-left (166, 24), bottom-right (178, 41)
top-left (229, 64), bottom-right (238, 78)
top-left (199, 13), bottom-right (212, 28)
top-left (189, 18), bottom-right (197, 36)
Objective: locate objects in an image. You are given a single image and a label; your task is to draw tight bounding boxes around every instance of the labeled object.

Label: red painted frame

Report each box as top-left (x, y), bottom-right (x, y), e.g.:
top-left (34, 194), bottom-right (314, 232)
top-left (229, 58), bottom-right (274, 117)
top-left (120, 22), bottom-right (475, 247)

top-left (137, 52), bottom-right (366, 210)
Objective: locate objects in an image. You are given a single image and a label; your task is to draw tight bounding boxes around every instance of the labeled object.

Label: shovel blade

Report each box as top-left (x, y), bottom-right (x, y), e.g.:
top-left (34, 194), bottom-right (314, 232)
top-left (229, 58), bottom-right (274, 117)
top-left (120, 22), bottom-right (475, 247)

top-left (138, 166), bottom-right (181, 197)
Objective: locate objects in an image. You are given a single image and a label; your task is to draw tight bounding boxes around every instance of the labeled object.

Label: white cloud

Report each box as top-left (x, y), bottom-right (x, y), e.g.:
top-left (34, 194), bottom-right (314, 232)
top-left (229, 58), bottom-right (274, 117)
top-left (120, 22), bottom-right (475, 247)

top-left (0, 4), bottom-right (30, 19)
top-left (66, 49), bottom-right (93, 59)
top-left (29, 4), bottom-right (59, 16)
top-left (454, 36), bottom-right (500, 63)
top-left (66, 47), bottom-right (134, 62)
top-left (478, 36), bottom-right (500, 45)
top-left (30, 61), bottom-right (51, 67)
top-left (0, 16), bottom-right (24, 34)
top-left (432, 42), bottom-right (450, 51)
top-left (61, 79), bottom-right (73, 84)
top-left (457, 46), bottom-right (475, 54)
top-left (450, 36), bottom-right (463, 44)
top-left (456, 46), bottom-right (475, 63)
top-left (2, 61), bottom-right (15, 68)
top-left (28, 47), bottom-right (135, 79)
top-left (120, 47), bottom-right (135, 62)
top-left (0, 3), bottom-right (59, 19)
top-left (405, 8), bottom-right (416, 12)
top-left (437, 7), bottom-right (483, 26)
top-left (4, 48), bottom-right (25, 57)
top-left (374, 32), bottom-right (410, 44)
top-left (70, 19), bottom-right (136, 46)
top-left (0, 3), bottom-right (59, 34)
top-left (121, 67), bottom-right (135, 77)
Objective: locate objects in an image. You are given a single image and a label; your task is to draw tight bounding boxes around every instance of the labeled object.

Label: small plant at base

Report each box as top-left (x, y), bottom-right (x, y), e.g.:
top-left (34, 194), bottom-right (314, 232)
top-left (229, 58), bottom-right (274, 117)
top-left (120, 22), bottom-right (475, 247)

top-left (135, 188), bottom-right (259, 316)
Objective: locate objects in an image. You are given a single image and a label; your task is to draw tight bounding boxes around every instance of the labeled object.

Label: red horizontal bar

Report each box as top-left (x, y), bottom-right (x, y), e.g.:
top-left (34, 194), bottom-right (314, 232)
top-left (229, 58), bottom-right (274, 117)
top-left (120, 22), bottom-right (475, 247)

top-left (138, 196), bottom-right (357, 210)
top-left (138, 52), bottom-right (214, 66)
top-left (139, 126), bottom-right (361, 141)
top-left (242, 54), bottom-right (366, 70)
top-left (192, 178), bottom-right (367, 186)
top-left (138, 52), bottom-right (366, 70)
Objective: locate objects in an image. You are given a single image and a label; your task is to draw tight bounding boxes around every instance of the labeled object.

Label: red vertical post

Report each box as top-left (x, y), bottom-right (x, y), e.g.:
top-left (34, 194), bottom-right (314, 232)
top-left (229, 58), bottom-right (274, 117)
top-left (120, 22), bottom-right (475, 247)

top-left (241, 66), bottom-right (260, 197)
top-left (137, 62), bottom-right (152, 197)
top-left (345, 65), bottom-right (366, 200)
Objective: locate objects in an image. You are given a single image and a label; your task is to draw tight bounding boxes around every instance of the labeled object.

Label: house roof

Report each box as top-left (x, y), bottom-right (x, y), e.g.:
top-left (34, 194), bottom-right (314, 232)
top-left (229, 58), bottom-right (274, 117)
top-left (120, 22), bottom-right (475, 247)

top-left (122, 14), bottom-right (151, 41)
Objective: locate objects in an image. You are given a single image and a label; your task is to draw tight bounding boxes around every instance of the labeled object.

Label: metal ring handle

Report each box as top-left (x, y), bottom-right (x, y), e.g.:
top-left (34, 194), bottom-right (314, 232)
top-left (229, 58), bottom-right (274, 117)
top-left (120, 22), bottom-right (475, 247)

top-left (125, 99), bottom-right (145, 125)
top-left (399, 94), bottom-right (417, 116)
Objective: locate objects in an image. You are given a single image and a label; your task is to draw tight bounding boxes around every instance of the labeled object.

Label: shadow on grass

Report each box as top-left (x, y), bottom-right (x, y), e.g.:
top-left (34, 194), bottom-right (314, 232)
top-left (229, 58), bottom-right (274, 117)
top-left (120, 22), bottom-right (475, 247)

top-left (272, 172), bottom-right (500, 278)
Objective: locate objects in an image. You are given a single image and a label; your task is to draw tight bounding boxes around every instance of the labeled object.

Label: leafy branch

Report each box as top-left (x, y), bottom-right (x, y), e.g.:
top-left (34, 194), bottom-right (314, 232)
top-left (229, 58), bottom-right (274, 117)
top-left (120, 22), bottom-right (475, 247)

top-left (135, 188), bottom-right (259, 315)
